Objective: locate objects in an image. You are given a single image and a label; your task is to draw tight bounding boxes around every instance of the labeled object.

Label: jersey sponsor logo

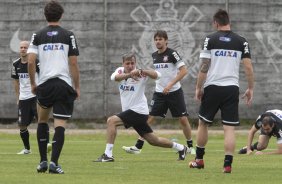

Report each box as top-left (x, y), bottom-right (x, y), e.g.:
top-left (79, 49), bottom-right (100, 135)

top-left (203, 37), bottom-right (210, 50)
top-left (70, 35), bottom-right (77, 49)
top-left (163, 55), bottom-right (168, 62)
top-left (243, 42), bottom-right (250, 54)
top-left (120, 84), bottom-right (135, 91)
top-left (43, 44), bottom-right (64, 51)
top-left (219, 36), bottom-right (231, 42)
top-left (18, 73), bottom-right (29, 79)
top-left (215, 50), bottom-right (238, 58)
top-left (154, 63), bottom-right (169, 69)
top-left (47, 31), bottom-right (58, 36)
top-left (118, 69), bottom-right (122, 74)
top-left (172, 51), bottom-right (181, 61)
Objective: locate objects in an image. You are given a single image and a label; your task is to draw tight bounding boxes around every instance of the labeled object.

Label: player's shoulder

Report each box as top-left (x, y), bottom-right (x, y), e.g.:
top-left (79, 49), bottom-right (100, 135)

top-left (12, 58), bottom-right (21, 65)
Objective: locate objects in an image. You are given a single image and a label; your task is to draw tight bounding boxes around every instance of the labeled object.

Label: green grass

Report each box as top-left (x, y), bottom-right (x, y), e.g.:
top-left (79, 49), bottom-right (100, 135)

top-left (0, 130), bottom-right (281, 184)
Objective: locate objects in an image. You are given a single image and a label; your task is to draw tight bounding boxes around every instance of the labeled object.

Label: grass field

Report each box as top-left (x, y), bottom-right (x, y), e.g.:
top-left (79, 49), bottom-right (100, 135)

top-left (0, 129), bottom-right (281, 184)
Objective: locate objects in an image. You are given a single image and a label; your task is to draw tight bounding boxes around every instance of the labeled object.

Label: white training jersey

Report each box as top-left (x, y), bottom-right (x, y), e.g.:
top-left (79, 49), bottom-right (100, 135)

top-left (111, 67), bottom-right (150, 115)
top-left (152, 48), bottom-right (185, 92)
top-left (200, 30), bottom-right (251, 88)
top-left (27, 25), bottom-right (79, 86)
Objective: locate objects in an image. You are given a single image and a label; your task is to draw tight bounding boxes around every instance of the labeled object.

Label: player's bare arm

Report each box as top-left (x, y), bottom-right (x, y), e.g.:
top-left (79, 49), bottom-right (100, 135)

top-left (246, 125), bottom-right (258, 154)
top-left (69, 56), bottom-right (80, 98)
top-left (163, 65), bottom-right (187, 95)
top-left (27, 53), bottom-right (37, 94)
top-left (242, 58), bottom-right (254, 106)
top-left (141, 69), bottom-right (160, 80)
top-left (195, 58), bottom-right (210, 101)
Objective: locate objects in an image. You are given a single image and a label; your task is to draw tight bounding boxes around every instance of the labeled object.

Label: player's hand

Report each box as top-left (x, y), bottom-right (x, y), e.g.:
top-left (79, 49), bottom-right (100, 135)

top-left (130, 69), bottom-right (141, 81)
top-left (195, 88), bottom-right (203, 101)
top-left (255, 151), bottom-right (263, 155)
top-left (163, 83), bottom-right (173, 95)
top-left (75, 88), bottom-right (80, 100)
top-left (246, 150), bottom-right (253, 155)
top-left (31, 84), bottom-right (37, 95)
top-left (242, 88), bottom-right (253, 106)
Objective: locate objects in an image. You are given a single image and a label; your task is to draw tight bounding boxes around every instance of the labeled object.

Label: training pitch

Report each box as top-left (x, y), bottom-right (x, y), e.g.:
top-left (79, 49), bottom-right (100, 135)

top-left (0, 129), bottom-right (281, 184)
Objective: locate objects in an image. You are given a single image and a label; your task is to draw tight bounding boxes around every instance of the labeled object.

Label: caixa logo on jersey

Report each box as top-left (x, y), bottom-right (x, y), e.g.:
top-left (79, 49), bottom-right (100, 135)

top-left (120, 84), bottom-right (135, 91)
top-left (43, 44), bottom-right (64, 51)
top-left (215, 50), bottom-right (238, 58)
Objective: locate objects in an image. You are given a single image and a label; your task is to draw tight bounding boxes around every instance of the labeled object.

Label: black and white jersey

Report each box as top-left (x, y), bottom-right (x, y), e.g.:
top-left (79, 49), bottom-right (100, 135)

top-left (11, 58), bottom-right (39, 100)
top-left (152, 48), bottom-right (185, 92)
top-left (200, 31), bottom-right (251, 87)
top-left (255, 109), bottom-right (282, 140)
top-left (110, 67), bottom-right (160, 115)
top-left (27, 25), bottom-right (79, 86)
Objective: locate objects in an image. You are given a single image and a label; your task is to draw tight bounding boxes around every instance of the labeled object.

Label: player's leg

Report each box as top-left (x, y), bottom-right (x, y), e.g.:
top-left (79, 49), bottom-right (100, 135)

top-left (122, 92), bottom-right (167, 153)
top-left (17, 99), bottom-right (33, 154)
top-left (221, 85), bottom-right (239, 173)
top-left (168, 88), bottom-right (194, 151)
top-left (189, 85), bottom-right (220, 170)
top-left (143, 133), bottom-right (188, 160)
top-left (36, 104), bottom-right (51, 173)
top-left (95, 113), bottom-right (125, 162)
top-left (223, 125), bottom-right (235, 173)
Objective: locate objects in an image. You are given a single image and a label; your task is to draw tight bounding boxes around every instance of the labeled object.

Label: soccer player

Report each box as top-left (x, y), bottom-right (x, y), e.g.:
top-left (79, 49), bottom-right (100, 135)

top-left (11, 41), bottom-right (39, 155)
top-left (122, 30), bottom-right (194, 155)
top-left (95, 52), bottom-right (188, 162)
top-left (28, 0), bottom-right (80, 174)
top-left (238, 109), bottom-right (282, 155)
top-left (189, 9), bottom-right (254, 173)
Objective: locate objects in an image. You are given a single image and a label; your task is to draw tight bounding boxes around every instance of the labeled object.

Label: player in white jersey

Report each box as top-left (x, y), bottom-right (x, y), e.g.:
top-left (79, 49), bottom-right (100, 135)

top-left (238, 109), bottom-right (282, 155)
top-left (122, 30), bottom-right (194, 155)
top-left (95, 52), bottom-right (188, 162)
top-left (11, 41), bottom-right (38, 155)
top-left (28, 0), bottom-right (80, 174)
top-left (189, 9), bottom-right (254, 173)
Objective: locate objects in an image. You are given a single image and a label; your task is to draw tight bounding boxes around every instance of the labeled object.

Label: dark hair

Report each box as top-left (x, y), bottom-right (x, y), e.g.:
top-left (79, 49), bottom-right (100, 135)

top-left (122, 52), bottom-right (136, 63)
top-left (262, 116), bottom-right (275, 127)
top-left (44, 0), bottom-right (64, 22)
top-left (213, 9), bottom-right (229, 26)
top-left (154, 30), bottom-right (168, 40)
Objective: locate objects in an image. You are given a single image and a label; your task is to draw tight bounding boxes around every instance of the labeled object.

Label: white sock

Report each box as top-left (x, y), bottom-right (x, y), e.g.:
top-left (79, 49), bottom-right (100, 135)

top-left (105, 143), bottom-right (114, 157)
top-left (172, 142), bottom-right (184, 151)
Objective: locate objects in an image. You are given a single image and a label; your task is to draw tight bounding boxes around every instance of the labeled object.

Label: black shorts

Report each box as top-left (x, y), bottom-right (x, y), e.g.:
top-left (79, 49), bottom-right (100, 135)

top-left (36, 78), bottom-right (77, 120)
top-left (149, 88), bottom-right (188, 118)
top-left (117, 110), bottom-right (153, 136)
top-left (18, 97), bottom-right (37, 126)
top-left (199, 85), bottom-right (239, 126)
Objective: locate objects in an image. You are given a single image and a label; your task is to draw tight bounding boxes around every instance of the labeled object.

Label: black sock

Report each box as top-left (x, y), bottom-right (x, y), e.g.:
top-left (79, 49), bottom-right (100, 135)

top-left (20, 128), bottom-right (30, 150)
top-left (224, 155), bottom-right (233, 167)
top-left (195, 146), bottom-right (205, 160)
top-left (37, 123), bottom-right (49, 162)
top-left (51, 126), bottom-right (65, 165)
top-left (135, 139), bottom-right (144, 149)
top-left (187, 139), bottom-right (193, 148)
top-left (252, 142), bottom-right (258, 151)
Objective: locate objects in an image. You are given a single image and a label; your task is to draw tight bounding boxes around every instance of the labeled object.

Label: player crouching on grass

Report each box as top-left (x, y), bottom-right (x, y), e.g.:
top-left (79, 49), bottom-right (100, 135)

top-left (95, 52), bottom-right (188, 162)
top-left (238, 109), bottom-right (282, 155)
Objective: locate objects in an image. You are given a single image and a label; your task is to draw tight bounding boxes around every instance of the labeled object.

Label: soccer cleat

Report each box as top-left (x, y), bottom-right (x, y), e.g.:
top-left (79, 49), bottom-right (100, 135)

top-left (223, 166), bottom-right (232, 173)
top-left (188, 147), bottom-right (196, 155)
top-left (17, 149), bottom-right (31, 155)
top-left (238, 146), bottom-right (247, 154)
top-left (49, 162), bottom-right (64, 174)
top-left (178, 146), bottom-right (188, 160)
top-left (47, 143), bottom-right (52, 153)
top-left (122, 146), bottom-right (141, 154)
top-left (37, 161), bottom-right (48, 173)
top-left (94, 153), bottom-right (114, 162)
top-left (189, 159), bottom-right (204, 169)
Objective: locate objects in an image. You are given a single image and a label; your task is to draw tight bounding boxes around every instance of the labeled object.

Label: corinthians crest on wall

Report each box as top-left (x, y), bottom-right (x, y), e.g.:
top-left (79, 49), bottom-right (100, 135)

top-left (130, 0), bottom-right (204, 78)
